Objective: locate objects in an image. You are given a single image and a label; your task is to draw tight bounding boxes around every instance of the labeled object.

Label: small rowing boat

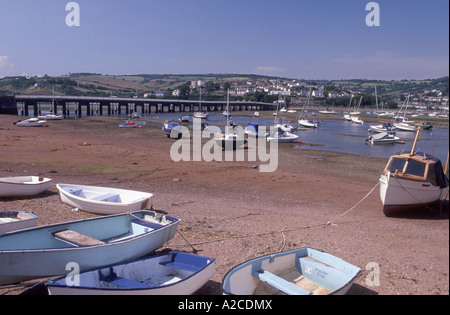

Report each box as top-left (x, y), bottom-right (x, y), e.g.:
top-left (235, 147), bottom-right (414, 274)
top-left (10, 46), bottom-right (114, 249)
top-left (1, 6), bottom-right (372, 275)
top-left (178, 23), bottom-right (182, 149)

top-left (0, 176), bottom-right (52, 198)
top-left (46, 251), bottom-right (215, 295)
top-left (222, 248), bottom-right (361, 295)
top-left (0, 210), bottom-right (179, 286)
top-left (0, 211), bottom-right (38, 234)
top-left (56, 184), bottom-right (153, 215)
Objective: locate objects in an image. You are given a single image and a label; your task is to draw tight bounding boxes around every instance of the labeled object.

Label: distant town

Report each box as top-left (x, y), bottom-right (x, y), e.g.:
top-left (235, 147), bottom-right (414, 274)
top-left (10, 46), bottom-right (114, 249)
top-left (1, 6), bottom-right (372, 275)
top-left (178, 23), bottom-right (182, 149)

top-left (1, 74), bottom-right (448, 113)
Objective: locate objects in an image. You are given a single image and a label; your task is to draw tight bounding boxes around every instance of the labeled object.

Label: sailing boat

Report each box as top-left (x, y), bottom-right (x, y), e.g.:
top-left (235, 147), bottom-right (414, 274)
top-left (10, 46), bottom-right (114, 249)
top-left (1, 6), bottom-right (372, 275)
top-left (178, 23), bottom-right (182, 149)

top-left (343, 95), bottom-right (354, 121)
top-left (393, 96), bottom-right (416, 132)
top-left (298, 89), bottom-right (319, 128)
top-left (379, 129), bottom-right (449, 216)
top-left (267, 97), bottom-right (299, 143)
top-left (214, 90), bottom-right (247, 150)
top-left (368, 87), bottom-right (396, 133)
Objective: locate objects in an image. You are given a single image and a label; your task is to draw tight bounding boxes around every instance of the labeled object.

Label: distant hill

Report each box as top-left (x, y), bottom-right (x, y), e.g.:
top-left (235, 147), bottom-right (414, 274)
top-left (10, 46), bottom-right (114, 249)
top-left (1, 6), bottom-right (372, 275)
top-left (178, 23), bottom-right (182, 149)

top-left (1, 74), bottom-right (448, 106)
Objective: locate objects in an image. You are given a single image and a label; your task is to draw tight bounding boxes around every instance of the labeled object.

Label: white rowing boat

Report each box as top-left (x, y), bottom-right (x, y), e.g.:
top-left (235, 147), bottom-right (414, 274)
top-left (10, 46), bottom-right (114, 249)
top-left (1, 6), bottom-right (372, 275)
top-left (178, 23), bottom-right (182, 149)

top-left (56, 184), bottom-right (153, 215)
top-left (0, 176), bottom-right (52, 198)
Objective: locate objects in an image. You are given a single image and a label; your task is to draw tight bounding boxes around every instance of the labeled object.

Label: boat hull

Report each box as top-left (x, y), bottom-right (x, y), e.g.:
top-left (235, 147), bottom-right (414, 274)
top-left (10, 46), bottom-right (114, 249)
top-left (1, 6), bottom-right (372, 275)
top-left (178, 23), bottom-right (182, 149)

top-left (0, 211), bottom-right (38, 234)
top-left (57, 184), bottom-right (153, 215)
top-left (222, 248), bottom-right (360, 295)
top-left (0, 211), bottom-right (179, 286)
top-left (46, 251), bottom-right (215, 295)
top-left (0, 176), bottom-right (52, 198)
top-left (379, 173), bottom-right (448, 216)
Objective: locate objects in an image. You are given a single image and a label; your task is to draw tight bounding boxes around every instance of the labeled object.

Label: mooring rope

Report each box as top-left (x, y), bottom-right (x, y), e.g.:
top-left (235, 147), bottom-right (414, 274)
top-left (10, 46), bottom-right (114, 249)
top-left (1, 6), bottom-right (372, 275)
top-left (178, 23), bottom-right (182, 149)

top-left (170, 182), bottom-right (381, 252)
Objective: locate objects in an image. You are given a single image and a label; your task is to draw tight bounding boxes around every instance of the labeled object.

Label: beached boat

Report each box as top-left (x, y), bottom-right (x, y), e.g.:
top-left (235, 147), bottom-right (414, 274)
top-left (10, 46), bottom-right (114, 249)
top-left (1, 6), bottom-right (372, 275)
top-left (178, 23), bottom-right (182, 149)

top-left (245, 123), bottom-right (266, 138)
top-left (0, 176), bottom-right (52, 198)
top-left (298, 117), bottom-right (318, 128)
top-left (178, 115), bottom-right (190, 123)
top-left (366, 132), bottom-right (400, 145)
top-left (393, 122), bottom-right (416, 132)
top-left (379, 130), bottom-right (449, 216)
top-left (162, 120), bottom-right (183, 139)
top-left (369, 123), bottom-right (397, 134)
top-left (46, 251), bottom-right (215, 295)
top-left (215, 91), bottom-right (247, 150)
top-left (0, 210), bottom-right (179, 286)
top-left (119, 120), bottom-right (138, 128)
top-left (194, 112), bottom-right (208, 119)
top-left (0, 211), bottom-right (38, 234)
top-left (414, 121), bottom-right (433, 130)
top-left (266, 127), bottom-right (299, 143)
top-left (351, 116), bottom-right (364, 124)
top-left (222, 248), bottom-right (361, 295)
top-left (56, 184), bottom-right (153, 215)
top-left (15, 118), bottom-right (47, 127)
top-left (37, 114), bottom-right (64, 120)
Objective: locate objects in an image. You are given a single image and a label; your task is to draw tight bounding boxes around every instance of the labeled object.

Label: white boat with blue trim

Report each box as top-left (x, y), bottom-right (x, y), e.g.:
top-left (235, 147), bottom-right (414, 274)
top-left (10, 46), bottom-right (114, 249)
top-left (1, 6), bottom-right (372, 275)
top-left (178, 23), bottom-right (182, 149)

top-left (222, 248), bottom-right (361, 295)
top-left (56, 184), bottom-right (153, 215)
top-left (0, 210), bottom-right (179, 286)
top-left (0, 211), bottom-right (38, 234)
top-left (0, 176), bottom-right (52, 198)
top-left (46, 251), bottom-right (215, 295)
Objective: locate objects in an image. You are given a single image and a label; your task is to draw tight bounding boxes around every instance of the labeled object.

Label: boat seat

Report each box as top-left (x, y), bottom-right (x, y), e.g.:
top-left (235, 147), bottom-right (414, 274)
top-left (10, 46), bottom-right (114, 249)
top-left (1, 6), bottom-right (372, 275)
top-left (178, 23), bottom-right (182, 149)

top-left (160, 252), bottom-right (203, 272)
top-left (99, 269), bottom-right (150, 289)
top-left (53, 230), bottom-right (105, 247)
top-left (252, 269), bottom-right (312, 295)
top-left (91, 193), bottom-right (120, 202)
top-left (69, 189), bottom-right (83, 196)
top-left (132, 219), bottom-right (163, 231)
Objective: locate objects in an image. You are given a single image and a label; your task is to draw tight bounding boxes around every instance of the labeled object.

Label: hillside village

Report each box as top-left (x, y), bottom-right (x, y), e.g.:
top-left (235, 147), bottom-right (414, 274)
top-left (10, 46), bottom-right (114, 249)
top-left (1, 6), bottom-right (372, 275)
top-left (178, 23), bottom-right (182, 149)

top-left (1, 74), bottom-right (448, 113)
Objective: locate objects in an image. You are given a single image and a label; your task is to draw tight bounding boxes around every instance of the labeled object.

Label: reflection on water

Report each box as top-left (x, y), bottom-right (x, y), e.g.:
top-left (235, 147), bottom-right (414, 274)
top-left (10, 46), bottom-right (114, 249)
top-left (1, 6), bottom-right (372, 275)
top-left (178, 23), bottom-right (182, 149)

top-left (22, 108), bottom-right (449, 162)
top-left (153, 112), bottom-right (449, 162)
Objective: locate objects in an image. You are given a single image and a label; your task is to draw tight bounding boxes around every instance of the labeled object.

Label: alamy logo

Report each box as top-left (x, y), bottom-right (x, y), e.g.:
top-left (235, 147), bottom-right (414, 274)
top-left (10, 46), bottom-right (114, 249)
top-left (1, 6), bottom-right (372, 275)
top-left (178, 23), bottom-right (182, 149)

top-left (366, 2), bottom-right (381, 27)
top-left (66, 2), bottom-right (80, 27)
top-left (169, 119), bottom-right (279, 173)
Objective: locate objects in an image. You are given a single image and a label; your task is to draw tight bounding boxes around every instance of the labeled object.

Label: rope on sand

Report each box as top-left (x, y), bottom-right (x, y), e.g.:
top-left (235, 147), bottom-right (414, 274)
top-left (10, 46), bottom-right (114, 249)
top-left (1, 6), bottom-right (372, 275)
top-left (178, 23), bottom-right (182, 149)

top-left (172, 182), bottom-right (381, 252)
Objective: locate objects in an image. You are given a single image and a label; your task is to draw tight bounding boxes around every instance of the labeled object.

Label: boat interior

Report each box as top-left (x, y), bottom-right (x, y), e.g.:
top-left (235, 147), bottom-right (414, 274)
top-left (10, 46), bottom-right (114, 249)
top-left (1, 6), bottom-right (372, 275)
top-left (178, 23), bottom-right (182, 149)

top-left (0, 212), bottom-right (175, 251)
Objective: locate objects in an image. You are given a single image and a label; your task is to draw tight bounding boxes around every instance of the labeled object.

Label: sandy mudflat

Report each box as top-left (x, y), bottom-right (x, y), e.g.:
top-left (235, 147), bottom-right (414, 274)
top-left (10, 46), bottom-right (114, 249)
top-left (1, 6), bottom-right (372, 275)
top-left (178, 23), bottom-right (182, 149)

top-left (0, 114), bottom-right (448, 295)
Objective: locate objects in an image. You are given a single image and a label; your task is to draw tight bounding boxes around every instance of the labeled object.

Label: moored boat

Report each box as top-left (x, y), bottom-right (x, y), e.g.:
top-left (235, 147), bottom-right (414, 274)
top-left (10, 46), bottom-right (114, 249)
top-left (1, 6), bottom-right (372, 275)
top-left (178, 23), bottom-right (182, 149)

top-left (0, 211), bottom-right (38, 234)
top-left (46, 251), bottom-right (215, 295)
top-left (266, 127), bottom-right (299, 143)
top-left (379, 130), bottom-right (449, 216)
top-left (0, 176), bottom-right (52, 198)
top-left (222, 248), bottom-right (361, 295)
top-left (119, 120), bottom-right (138, 128)
top-left (366, 132), bottom-right (400, 145)
top-left (15, 118), bottom-right (47, 127)
top-left (162, 120), bottom-right (183, 139)
top-left (37, 114), bottom-right (64, 120)
top-left (0, 210), bottom-right (179, 286)
top-left (56, 184), bottom-right (153, 215)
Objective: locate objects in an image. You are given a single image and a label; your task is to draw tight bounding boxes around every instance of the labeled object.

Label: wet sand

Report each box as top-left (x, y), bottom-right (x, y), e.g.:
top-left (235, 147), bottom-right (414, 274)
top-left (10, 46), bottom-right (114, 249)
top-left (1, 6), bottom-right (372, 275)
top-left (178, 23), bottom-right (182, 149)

top-left (0, 114), bottom-right (448, 295)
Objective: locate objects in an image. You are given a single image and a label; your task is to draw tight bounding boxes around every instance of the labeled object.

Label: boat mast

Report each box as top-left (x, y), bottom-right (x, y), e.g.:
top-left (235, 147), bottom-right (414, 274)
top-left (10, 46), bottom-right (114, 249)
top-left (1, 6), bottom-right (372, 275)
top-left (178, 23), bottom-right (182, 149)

top-left (410, 128), bottom-right (421, 155)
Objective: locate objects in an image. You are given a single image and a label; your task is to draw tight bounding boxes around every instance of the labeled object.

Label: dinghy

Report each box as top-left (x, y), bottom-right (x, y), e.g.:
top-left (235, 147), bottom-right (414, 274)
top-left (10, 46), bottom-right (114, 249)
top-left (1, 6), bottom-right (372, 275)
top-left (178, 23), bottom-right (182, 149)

top-left (222, 248), bottom-right (361, 295)
top-left (366, 132), bottom-right (400, 145)
top-left (56, 184), bottom-right (153, 215)
top-left (0, 210), bottom-right (179, 286)
top-left (15, 118), bottom-right (47, 127)
top-left (162, 120), bottom-right (183, 139)
top-left (266, 127), bottom-right (299, 143)
top-left (0, 176), bottom-right (52, 198)
top-left (0, 211), bottom-right (38, 234)
top-left (379, 130), bottom-right (449, 216)
top-left (119, 120), bottom-right (138, 128)
top-left (37, 114), bottom-right (64, 120)
top-left (46, 251), bottom-right (215, 295)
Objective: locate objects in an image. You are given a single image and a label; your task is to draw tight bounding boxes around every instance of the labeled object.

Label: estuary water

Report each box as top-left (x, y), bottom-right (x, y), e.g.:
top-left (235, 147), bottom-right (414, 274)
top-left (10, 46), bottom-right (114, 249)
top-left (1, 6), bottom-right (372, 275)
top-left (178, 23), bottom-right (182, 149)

top-left (152, 112), bottom-right (449, 163)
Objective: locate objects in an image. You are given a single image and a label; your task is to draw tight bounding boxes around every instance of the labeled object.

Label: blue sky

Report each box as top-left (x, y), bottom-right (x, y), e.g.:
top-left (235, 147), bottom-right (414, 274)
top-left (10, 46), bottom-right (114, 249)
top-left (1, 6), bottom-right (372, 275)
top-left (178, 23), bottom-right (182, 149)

top-left (0, 0), bottom-right (448, 80)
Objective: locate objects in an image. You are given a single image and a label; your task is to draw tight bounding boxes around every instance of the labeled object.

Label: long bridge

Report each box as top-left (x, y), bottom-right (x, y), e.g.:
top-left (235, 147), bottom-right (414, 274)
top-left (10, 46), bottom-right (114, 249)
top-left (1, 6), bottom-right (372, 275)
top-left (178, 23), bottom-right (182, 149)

top-left (0, 95), bottom-right (277, 117)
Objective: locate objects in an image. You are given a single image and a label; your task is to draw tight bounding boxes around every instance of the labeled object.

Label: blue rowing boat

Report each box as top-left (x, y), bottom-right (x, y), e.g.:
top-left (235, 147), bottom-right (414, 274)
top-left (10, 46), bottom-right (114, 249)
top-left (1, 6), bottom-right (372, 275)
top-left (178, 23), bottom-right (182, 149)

top-left (222, 248), bottom-right (361, 295)
top-left (0, 211), bottom-right (179, 286)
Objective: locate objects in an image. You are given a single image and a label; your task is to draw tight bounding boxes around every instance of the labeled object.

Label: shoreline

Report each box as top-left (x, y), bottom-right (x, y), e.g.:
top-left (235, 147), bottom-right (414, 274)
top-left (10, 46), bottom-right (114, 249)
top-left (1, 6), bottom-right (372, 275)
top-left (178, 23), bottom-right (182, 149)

top-left (0, 114), bottom-right (448, 295)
